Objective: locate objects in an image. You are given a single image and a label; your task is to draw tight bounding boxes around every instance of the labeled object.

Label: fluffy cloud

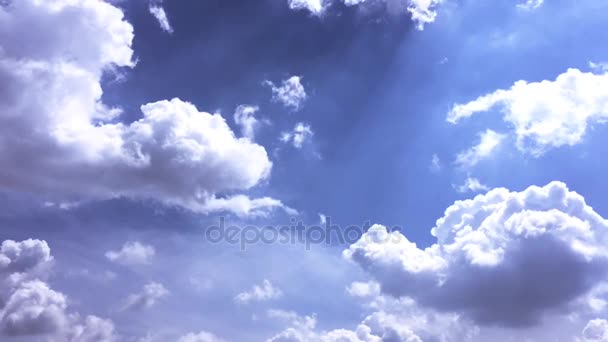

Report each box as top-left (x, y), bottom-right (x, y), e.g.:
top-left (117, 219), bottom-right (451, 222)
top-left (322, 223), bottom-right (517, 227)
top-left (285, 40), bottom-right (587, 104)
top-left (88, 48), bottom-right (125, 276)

top-left (177, 330), bottom-right (225, 342)
top-left (345, 182), bottom-right (608, 327)
top-left (281, 123), bottom-right (314, 149)
top-left (149, 0), bottom-right (173, 34)
top-left (287, 0), bottom-right (442, 30)
top-left (266, 76), bottom-right (308, 111)
top-left (0, 0), bottom-right (289, 217)
top-left (234, 105), bottom-right (261, 140)
top-left (454, 129), bottom-right (505, 168)
top-left (105, 241), bottom-right (155, 266)
top-left (123, 282), bottom-right (169, 311)
top-left (0, 239), bottom-right (116, 340)
top-left (265, 298), bottom-right (475, 342)
top-left (448, 68), bottom-right (608, 156)
top-left (454, 177), bottom-right (489, 193)
top-left (1, 280), bottom-right (68, 336)
top-left (235, 280), bottom-right (283, 304)
top-left (69, 315), bottom-right (116, 342)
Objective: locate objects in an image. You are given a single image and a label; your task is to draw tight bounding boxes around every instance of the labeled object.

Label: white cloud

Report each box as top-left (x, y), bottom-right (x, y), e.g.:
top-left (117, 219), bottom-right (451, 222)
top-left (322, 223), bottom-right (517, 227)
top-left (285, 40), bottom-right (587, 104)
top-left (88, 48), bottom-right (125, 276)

top-left (288, 0), bottom-right (443, 30)
top-left (448, 68), bottom-right (608, 156)
top-left (344, 182), bottom-right (608, 326)
top-left (0, 0), bottom-right (289, 218)
top-left (319, 213), bottom-right (327, 225)
top-left (430, 154), bottom-right (441, 172)
top-left (1, 280), bottom-right (68, 336)
top-left (266, 299), bottom-right (475, 342)
top-left (288, 0), bottom-right (328, 16)
top-left (516, 0), bottom-right (544, 11)
top-left (149, 1), bottom-right (174, 33)
top-left (234, 105), bottom-right (261, 140)
top-left (454, 177), bottom-right (489, 193)
top-left (69, 315), bottom-right (117, 342)
top-left (0, 239), bottom-right (116, 340)
top-left (281, 123), bottom-right (314, 149)
top-left (235, 280), bottom-right (283, 304)
top-left (583, 319), bottom-right (608, 341)
top-left (105, 241), bottom-right (155, 266)
top-left (454, 129), bottom-right (505, 168)
top-left (123, 282), bottom-right (169, 311)
top-left (266, 76), bottom-right (308, 111)
top-left (177, 330), bottom-right (225, 342)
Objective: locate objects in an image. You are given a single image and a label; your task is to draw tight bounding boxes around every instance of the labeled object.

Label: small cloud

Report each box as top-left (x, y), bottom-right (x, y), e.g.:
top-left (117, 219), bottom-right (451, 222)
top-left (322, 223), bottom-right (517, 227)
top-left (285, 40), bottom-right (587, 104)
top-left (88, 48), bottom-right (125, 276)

top-left (430, 154), bottom-right (441, 172)
top-left (177, 330), bottom-right (225, 342)
top-left (265, 76), bottom-right (307, 111)
top-left (516, 0), bottom-right (544, 11)
top-left (454, 177), bottom-right (489, 193)
top-left (454, 130), bottom-right (505, 168)
top-left (280, 122), bottom-right (314, 149)
top-left (149, 1), bottom-right (173, 34)
top-left (105, 241), bottom-right (155, 266)
top-left (234, 279), bottom-right (283, 304)
top-left (318, 213), bottom-right (327, 225)
top-left (123, 282), bottom-right (169, 311)
top-left (233, 105), bottom-right (261, 140)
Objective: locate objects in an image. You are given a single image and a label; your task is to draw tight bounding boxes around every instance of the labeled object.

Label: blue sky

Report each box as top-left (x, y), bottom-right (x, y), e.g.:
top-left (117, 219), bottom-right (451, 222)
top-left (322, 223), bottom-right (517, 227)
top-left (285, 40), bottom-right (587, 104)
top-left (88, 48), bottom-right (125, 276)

top-left (1, 0), bottom-right (608, 341)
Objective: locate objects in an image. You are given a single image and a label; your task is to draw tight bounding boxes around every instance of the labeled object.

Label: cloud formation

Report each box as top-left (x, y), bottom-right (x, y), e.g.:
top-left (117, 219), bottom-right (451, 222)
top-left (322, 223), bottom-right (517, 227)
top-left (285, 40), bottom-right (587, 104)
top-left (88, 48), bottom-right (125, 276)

top-left (123, 282), bottom-right (169, 311)
top-left (454, 130), bottom-right (505, 168)
top-left (105, 241), bottom-right (155, 266)
top-left (0, 239), bottom-right (116, 340)
top-left (235, 280), bottom-right (283, 304)
top-left (287, 0), bottom-right (443, 30)
top-left (454, 177), bottom-right (489, 193)
top-left (266, 76), bottom-right (308, 111)
top-left (345, 182), bottom-right (608, 327)
top-left (234, 105), bottom-right (261, 140)
top-left (448, 68), bottom-right (608, 156)
top-left (149, 0), bottom-right (174, 33)
top-left (281, 123), bottom-right (314, 149)
top-left (0, 0), bottom-right (288, 217)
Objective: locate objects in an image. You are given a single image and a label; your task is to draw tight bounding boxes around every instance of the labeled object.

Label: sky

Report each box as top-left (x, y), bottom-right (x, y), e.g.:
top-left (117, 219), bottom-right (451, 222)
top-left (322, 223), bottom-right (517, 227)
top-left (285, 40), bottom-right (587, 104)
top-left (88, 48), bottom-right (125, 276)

top-left (1, 0), bottom-right (608, 341)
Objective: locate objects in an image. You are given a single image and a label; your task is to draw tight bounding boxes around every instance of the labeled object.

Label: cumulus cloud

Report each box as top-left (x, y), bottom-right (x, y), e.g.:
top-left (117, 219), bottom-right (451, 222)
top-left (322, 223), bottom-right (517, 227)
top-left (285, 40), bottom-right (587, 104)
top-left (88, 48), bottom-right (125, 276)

top-left (454, 130), bottom-right (505, 168)
top-left (123, 282), bottom-right (169, 311)
top-left (345, 182), bottom-right (608, 327)
top-left (280, 123), bottom-right (314, 149)
top-left (105, 241), bottom-right (155, 266)
top-left (234, 105), bottom-right (261, 140)
top-left (454, 177), bottom-right (489, 193)
top-left (265, 299), bottom-right (475, 342)
top-left (149, 0), bottom-right (173, 33)
top-left (287, 0), bottom-right (442, 30)
top-left (0, 239), bottom-right (116, 340)
top-left (448, 68), bottom-right (608, 156)
top-left (266, 76), bottom-right (308, 111)
top-left (235, 280), bottom-right (283, 304)
top-left (0, 0), bottom-right (289, 218)
top-left (177, 330), bottom-right (225, 342)
top-left (1, 280), bottom-right (68, 336)
top-left (69, 315), bottom-right (117, 342)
